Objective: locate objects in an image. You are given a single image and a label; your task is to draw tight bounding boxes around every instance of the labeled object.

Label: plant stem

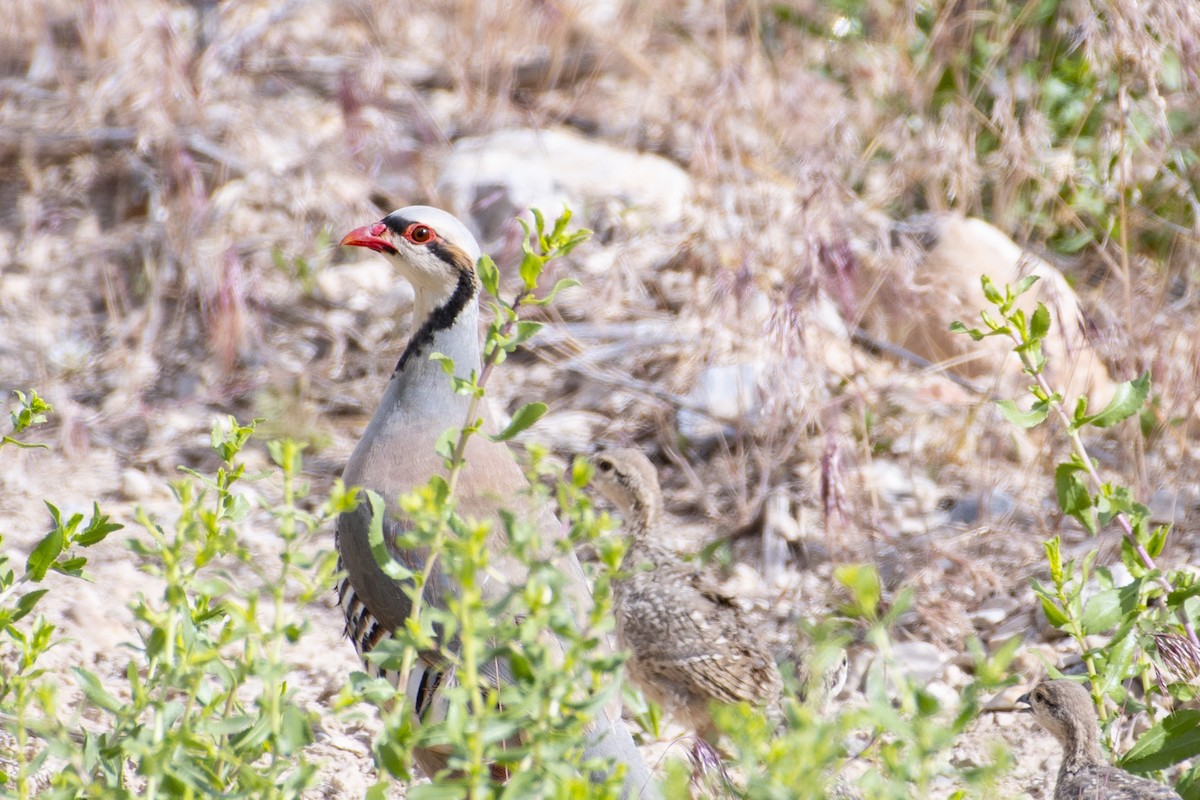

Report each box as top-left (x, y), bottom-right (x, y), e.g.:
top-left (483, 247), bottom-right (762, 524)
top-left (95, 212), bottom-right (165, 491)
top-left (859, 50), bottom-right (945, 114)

top-left (394, 290), bottom-right (532, 710)
top-left (1011, 337), bottom-right (1200, 648)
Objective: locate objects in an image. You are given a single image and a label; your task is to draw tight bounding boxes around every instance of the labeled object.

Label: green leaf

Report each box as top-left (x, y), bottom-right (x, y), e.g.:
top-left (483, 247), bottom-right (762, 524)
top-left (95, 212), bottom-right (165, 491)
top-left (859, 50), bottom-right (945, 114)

top-left (1044, 537), bottom-right (1064, 584)
top-left (53, 556), bottom-right (87, 577)
top-left (9, 389), bottom-right (52, 435)
top-left (199, 715), bottom-right (255, 735)
top-left (435, 427), bottom-right (458, 462)
top-left (834, 564), bottom-right (882, 621)
top-left (1074, 372), bottom-right (1151, 430)
top-left (1166, 582), bottom-right (1200, 609)
top-left (1011, 275), bottom-right (1040, 298)
top-left (1055, 463), bottom-right (1097, 535)
top-left (518, 240), bottom-right (543, 290)
top-left (511, 320), bottom-right (544, 346)
top-left (1037, 593), bottom-right (1070, 628)
top-left (72, 666), bottom-right (124, 713)
top-left (981, 276), bottom-right (1003, 305)
top-left (499, 769), bottom-right (537, 800)
top-left (1029, 302), bottom-right (1051, 341)
top-left (365, 491), bottom-right (412, 582)
top-left (489, 402), bottom-right (547, 442)
top-left (365, 782), bottom-right (394, 800)
top-left (531, 206), bottom-right (547, 244)
top-left (979, 310), bottom-right (1005, 332)
top-left (1080, 581), bottom-right (1141, 634)
top-left (549, 206), bottom-right (573, 243)
top-left (12, 588), bottom-right (48, 624)
top-left (477, 254), bottom-right (499, 298)
top-left (278, 703), bottom-right (314, 754)
top-left (78, 503), bottom-right (123, 546)
top-left (949, 321), bottom-right (986, 341)
top-left (429, 352), bottom-right (457, 376)
top-left (1072, 396), bottom-right (1089, 423)
top-left (26, 525), bottom-right (65, 582)
top-left (995, 398), bottom-right (1049, 428)
top-left (1121, 710), bottom-right (1200, 773)
top-left (541, 276), bottom-right (581, 304)
top-left (1175, 766), bottom-right (1200, 800)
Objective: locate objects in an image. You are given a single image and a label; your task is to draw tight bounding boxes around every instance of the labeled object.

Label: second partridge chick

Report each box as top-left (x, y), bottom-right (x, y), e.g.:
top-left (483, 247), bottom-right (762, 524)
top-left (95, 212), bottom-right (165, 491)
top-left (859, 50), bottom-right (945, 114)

top-left (590, 448), bottom-right (783, 748)
top-left (1019, 679), bottom-right (1181, 800)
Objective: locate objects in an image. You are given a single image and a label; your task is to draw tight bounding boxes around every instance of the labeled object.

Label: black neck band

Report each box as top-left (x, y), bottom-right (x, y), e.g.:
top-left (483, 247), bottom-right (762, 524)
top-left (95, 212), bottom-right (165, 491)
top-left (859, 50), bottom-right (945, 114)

top-left (394, 268), bottom-right (477, 375)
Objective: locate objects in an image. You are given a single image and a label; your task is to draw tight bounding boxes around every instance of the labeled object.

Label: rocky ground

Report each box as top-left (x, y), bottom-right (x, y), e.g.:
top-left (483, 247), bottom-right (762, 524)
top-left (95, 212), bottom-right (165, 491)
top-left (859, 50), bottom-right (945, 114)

top-left (2, 0), bottom-right (1198, 797)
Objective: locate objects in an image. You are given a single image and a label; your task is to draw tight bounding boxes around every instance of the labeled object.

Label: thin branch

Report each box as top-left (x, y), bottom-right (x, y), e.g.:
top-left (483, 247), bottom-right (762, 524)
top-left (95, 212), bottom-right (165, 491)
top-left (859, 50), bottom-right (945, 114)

top-left (1008, 332), bottom-right (1200, 649)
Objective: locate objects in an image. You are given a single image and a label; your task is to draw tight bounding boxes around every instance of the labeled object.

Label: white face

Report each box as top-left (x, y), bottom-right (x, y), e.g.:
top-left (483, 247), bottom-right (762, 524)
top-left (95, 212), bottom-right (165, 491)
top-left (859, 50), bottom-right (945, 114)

top-left (339, 205), bottom-right (482, 292)
top-left (388, 206), bottom-right (482, 263)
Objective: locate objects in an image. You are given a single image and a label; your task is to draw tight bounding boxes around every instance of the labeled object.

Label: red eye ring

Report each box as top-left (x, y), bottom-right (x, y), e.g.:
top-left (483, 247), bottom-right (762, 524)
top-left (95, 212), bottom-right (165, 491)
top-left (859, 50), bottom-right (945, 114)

top-left (406, 224), bottom-right (434, 244)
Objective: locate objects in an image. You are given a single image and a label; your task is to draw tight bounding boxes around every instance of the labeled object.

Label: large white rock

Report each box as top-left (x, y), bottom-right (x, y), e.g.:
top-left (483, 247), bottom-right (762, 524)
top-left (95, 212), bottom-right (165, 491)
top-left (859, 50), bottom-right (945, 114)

top-left (437, 128), bottom-right (692, 243)
top-left (861, 214), bottom-right (1116, 406)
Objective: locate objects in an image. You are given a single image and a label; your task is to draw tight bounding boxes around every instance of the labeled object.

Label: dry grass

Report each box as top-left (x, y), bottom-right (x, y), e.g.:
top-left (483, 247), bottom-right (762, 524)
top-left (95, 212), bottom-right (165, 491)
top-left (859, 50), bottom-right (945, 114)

top-left (1, 0), bottom-right (1199, 794)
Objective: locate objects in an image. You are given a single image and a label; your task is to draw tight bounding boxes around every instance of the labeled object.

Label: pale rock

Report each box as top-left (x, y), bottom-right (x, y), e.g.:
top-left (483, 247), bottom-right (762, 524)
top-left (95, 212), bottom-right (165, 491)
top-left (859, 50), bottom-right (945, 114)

top-left (925, 679), bottom-right (959, 709)
top-left (941, 663), bottom-right (971, 690)
top-left (1148, 487), bottom-right (1196, 525)
top-left (120, 468), bottom-right (155, 502)
top-left (970, 595), bottom-right (1018, 628)
top-left (859, 214), bottom-right (1116, 406)
top-left (437, 128), bottom-right (692, 244)
top-left (891, 640), bottom-right (947, 684)
top-left (946, 490), bottom-right (1017, 525)
top-left (677, 361), bottom-right (765, 441)
top-left (570, 0), bottom-right (624, 28)
top-left (865, 459), bottom-right (940, 509)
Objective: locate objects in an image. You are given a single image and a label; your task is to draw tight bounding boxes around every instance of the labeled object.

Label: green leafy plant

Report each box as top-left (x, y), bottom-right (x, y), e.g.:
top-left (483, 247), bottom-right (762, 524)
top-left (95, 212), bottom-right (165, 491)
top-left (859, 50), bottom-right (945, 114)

top-left (1, 391), bottom-right (123, 797)
top-left (1, 404), bottom-right (348, 798)
top-left (954, 275), bottom-right (1200, 794)
top-left (50, 421), bottom-right (346, 798)
top-left (3, 390), bottom-right (52, 450)
top-left (661, 564), bottom-right (1018, 800)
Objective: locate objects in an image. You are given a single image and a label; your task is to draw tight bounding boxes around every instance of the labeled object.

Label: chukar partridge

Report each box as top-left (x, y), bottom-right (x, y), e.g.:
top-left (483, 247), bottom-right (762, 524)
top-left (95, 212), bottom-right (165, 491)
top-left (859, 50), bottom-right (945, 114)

top-left (1019, 679), bottom-right (1181, 799)
top-left (589, 448), bottom-right (783, 747)
top-left (336, 207), bottom-right (654, 795)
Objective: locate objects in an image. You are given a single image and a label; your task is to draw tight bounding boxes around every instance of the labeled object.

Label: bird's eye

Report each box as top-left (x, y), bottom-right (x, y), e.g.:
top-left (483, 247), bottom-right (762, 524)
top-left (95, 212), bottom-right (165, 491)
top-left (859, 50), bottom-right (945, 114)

top-left (596, 460), bottom-right (613, 473)
top-left (407, 225), bottom-right (434, 244)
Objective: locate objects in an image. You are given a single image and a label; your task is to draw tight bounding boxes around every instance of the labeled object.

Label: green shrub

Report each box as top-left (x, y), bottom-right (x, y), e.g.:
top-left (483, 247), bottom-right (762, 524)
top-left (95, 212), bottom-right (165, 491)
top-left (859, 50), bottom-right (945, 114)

top-left (955, 275), bottom-right (1200, 794)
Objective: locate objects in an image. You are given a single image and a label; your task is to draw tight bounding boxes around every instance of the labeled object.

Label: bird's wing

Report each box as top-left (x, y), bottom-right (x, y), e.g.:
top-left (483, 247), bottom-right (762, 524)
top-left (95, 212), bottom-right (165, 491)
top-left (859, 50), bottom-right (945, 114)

top-left (619, 558), bottom-right (780, 706)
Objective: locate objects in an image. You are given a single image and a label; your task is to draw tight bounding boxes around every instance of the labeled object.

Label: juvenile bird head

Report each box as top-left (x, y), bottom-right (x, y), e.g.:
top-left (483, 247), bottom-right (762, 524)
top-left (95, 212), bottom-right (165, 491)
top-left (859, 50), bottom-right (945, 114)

top-left (1017, 679), bottom-right (1097, 745)
top-left (340, 205), bottom-right (481, 298)
top-left (590, 448), bottom-right (663, 532)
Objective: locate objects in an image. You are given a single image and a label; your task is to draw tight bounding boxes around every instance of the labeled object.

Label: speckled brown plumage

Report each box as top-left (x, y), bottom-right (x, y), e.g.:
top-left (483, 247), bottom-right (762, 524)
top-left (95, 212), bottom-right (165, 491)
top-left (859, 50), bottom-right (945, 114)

top-left (1019, 679), bottom-right (1181, 800)
top-left (591, 448), bottom-right (783, 742)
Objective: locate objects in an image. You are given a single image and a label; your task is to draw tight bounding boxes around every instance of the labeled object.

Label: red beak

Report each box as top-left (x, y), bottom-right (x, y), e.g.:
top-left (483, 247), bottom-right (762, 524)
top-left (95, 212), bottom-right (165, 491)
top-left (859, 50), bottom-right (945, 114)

top-left (340, 223), bottom-right (396, 254)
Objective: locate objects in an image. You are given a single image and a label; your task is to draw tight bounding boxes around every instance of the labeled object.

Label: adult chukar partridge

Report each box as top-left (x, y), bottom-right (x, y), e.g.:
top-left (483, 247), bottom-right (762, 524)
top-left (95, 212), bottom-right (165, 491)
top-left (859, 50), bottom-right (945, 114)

top-left (336, 206), bottom-right (654, 795)
top-left (589, 448), bottom-right (783, 753)
top-left (1019, 679), bottom-right (1181, 799)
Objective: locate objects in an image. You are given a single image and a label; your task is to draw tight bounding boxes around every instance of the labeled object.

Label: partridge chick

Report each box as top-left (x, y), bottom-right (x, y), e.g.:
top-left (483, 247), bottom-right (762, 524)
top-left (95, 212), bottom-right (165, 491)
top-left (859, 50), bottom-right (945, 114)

top-left (1019, 679), bottom-right (1181, 800)
top-left (590, 448), bottom-right (783, 746)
